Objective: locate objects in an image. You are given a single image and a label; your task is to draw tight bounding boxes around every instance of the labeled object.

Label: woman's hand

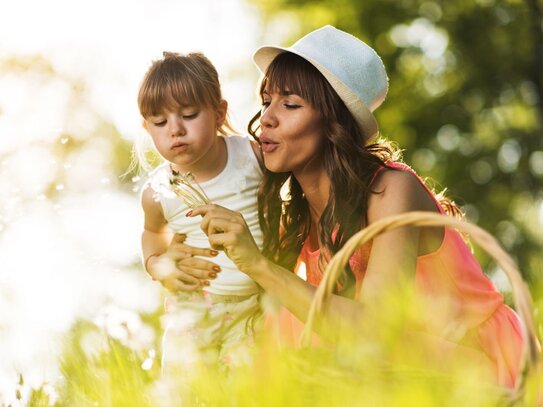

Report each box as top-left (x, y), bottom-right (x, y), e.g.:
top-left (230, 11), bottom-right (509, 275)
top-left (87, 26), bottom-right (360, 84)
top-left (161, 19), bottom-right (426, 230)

top-left (147, 233), bottom-right (221, 292)
top-left (189, 204), bottom-right (264, 275)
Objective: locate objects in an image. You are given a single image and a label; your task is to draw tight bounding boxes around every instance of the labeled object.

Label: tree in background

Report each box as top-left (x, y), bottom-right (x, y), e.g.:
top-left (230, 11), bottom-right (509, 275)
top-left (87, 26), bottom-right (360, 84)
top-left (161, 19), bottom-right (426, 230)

top-left (250, 0), bottom-right (543, 287)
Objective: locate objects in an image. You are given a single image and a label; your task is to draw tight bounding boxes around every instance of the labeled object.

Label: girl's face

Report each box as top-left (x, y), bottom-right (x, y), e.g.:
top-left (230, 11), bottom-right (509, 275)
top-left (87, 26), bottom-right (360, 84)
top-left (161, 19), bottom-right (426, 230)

top-left (144, 101), bottom-right (226, 173)
top-left (259, 89), bottom-right (325, 175)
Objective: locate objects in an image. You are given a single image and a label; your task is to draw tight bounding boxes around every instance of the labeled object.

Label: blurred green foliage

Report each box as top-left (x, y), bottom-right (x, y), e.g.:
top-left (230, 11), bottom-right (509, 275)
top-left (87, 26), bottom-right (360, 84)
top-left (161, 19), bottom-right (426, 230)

top-left (250, 0), bottom-right (543, 287)
top-left (23, 288), bottom-right (543, 406)
top-left (55, 320), bottom-right (158, 406)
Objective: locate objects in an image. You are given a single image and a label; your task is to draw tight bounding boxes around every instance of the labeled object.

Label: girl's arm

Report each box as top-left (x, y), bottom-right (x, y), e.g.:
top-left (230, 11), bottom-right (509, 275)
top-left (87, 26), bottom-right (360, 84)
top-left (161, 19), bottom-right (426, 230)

top-left (141, 185), bottom-right (220, 292)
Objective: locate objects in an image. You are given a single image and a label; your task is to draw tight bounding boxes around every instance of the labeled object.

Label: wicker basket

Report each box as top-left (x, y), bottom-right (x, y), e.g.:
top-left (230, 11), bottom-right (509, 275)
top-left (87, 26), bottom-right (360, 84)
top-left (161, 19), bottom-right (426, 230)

top-left (300, 211), bottom-right (540, 399)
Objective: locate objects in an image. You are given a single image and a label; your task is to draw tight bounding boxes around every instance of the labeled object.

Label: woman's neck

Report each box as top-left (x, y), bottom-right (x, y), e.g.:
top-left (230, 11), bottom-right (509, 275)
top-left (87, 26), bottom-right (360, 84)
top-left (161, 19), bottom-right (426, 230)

top-left (294, 166), bottom-right (330, 226)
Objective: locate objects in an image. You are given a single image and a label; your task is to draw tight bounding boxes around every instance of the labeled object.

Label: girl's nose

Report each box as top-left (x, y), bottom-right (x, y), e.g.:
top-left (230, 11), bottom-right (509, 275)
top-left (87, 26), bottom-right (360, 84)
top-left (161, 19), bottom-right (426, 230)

top-left (170, 116), bottom-right (186, 137)
top-left (260, 104), bottom-right (277, 128)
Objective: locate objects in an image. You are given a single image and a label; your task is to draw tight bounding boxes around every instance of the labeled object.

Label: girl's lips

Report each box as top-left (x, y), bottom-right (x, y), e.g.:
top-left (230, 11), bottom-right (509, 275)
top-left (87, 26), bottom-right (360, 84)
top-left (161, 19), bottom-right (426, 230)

top-left (171, 143), bottom-right (188, 152)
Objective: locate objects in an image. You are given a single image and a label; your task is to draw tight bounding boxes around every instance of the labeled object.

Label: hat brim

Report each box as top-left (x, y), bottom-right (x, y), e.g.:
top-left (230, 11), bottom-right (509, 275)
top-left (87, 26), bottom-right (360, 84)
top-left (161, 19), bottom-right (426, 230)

top-left (253, 45), bottom-right (379, 141)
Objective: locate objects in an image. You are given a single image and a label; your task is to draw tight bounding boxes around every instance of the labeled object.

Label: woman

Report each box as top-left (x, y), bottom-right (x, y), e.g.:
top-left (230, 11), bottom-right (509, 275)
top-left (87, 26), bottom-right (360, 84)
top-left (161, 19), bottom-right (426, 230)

top-left (186, 25), bottom-right (523, 388)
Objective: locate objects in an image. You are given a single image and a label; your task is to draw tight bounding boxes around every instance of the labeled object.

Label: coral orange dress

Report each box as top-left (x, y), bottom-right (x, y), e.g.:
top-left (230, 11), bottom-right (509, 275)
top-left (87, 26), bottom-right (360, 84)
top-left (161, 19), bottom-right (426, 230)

top-left (274, 162), bottom-right (524, 389)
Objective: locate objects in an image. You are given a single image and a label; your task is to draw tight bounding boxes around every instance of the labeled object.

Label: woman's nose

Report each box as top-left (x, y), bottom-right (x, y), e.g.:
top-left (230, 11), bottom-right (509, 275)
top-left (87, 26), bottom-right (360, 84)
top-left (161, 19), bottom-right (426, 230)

top-left (260, 104), bottom-right (277, 128)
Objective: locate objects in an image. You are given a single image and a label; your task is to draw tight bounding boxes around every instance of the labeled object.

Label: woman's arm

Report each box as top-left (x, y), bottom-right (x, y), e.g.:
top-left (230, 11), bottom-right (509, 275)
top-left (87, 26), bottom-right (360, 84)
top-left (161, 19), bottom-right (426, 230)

top-left (362, 169), bottom-right (439, 302)
top-left (189, 204), bottom-right (367, 337)
top-left (190, 171), bottom-right (439, 337)
top-left (141, 185), bottom-right (220, 292)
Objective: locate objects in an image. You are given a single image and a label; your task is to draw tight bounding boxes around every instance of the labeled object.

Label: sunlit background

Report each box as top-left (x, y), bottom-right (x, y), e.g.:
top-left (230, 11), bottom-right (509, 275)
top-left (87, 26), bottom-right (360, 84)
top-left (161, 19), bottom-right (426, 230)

top-left (1, 0), bottom-right (542, 404)
top-left (0, 0), bottom-right (272, 400)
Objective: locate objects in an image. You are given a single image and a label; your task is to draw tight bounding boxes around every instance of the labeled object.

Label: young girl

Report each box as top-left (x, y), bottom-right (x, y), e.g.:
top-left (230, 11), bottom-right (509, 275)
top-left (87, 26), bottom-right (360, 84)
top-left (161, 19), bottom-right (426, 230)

top-left (137, 51), bottom-right (263, 373)
top-left (186, 26), bottom-right (526, 389)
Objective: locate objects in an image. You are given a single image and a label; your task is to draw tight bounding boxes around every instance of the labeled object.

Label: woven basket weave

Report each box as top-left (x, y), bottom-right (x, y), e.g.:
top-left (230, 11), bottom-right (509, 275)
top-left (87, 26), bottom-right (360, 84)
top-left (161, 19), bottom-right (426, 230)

top-left (300, 211), bottom-right (540, 398)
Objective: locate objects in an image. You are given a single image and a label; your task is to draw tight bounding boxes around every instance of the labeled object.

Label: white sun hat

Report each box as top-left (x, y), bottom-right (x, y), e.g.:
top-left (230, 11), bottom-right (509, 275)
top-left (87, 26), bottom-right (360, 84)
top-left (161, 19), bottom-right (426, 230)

top-left (253, 25), bottom-right (389, 140)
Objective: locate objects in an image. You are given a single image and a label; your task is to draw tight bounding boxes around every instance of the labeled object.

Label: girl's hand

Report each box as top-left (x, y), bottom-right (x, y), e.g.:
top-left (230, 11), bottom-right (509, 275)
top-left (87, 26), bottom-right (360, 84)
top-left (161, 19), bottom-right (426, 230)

top-left (147, 233), bottom-right (221, 292)
top-left (189, 204), bottom-right (264, 275)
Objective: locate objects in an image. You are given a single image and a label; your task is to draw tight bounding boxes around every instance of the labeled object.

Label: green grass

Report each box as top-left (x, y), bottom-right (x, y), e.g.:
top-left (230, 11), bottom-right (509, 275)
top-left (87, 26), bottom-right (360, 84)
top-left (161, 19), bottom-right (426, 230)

top-left (18, 287), bottom-right (543, 407)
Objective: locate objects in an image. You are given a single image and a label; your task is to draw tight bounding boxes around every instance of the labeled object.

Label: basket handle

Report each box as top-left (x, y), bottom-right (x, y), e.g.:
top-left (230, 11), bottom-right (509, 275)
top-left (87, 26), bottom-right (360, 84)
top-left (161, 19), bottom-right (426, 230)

top-left (300, 211), bottom-right (539, 384)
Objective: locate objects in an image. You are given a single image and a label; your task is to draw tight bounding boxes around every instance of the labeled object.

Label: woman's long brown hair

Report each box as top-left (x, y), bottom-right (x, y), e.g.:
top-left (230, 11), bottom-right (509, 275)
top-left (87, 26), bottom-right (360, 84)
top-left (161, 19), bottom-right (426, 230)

top-left (249, 52), bottom-right (401, 297)
top-left (250, 52), bottom-right (462, 297)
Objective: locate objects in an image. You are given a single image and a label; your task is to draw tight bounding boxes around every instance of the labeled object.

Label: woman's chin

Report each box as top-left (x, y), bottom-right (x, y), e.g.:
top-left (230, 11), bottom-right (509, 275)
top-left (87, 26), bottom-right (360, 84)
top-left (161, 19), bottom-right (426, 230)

top-left (263, 159), bottom-right (288, 174)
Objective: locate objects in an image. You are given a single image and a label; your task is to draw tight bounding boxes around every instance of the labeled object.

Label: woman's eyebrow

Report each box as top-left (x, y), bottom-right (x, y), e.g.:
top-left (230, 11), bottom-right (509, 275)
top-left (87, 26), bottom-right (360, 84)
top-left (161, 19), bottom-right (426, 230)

top-left (262, 89), bottom-right (295, 97)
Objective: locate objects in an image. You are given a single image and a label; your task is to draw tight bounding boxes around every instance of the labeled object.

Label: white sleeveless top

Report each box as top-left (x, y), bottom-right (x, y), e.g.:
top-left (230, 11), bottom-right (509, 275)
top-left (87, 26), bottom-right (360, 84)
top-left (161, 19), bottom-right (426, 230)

top-left (148, 135), bottom-right (263, 295)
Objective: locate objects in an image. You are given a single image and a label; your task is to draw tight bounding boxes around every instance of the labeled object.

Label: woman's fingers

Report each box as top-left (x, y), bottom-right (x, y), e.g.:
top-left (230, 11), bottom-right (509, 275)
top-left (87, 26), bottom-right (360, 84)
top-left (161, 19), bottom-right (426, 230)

top-left (176, 257), bottom-right (221, 279)
top-left (188, 203), bottom-right (263, 273)
top-left (205, 217), bottom-right (241, 238)
top-left (189, 204), bottom-right (224, 218)
top-left (170, 269), bottom-right (201, 286)
top-left (163, 278), bottom-right (201, 293)
top-left (196, 210), bottom-right (243, 237)
top-left (168, 232), bottom-right (219, 261)
top-left (170, 245), bottom-right (219, 260)
top-left (177, 280), bottom-right (204, 292)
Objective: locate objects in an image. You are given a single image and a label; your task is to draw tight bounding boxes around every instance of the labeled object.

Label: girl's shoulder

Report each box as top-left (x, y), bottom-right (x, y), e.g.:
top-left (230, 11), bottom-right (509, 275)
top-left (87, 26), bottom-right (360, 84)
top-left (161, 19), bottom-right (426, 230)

top-left (223, 135), bottom-right (263, 173)
top-left (224, 134), bottom-right (257, 153)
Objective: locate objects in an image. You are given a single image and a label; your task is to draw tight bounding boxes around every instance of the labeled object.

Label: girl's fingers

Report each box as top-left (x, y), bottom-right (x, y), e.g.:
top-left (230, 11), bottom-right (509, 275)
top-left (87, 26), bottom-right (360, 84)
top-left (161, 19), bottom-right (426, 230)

top-left (171, 233), bottom-right (187, 243)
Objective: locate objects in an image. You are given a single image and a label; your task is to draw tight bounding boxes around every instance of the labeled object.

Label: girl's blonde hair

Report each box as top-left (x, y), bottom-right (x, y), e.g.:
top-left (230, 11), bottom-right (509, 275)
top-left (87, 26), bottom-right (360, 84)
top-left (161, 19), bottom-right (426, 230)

top-left (133, 52), bottom-right (234, 173)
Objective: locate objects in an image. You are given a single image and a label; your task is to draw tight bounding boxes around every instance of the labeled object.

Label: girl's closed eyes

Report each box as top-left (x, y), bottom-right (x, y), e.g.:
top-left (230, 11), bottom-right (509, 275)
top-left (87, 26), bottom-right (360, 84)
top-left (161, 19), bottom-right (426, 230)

top-left (149, 110), bottom-right (200, 127)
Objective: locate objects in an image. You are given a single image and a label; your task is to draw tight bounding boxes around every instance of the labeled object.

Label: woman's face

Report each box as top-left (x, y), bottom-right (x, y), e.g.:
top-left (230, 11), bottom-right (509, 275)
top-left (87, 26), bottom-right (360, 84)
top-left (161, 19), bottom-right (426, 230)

top-left (259, 88), bottom-right (325, 175)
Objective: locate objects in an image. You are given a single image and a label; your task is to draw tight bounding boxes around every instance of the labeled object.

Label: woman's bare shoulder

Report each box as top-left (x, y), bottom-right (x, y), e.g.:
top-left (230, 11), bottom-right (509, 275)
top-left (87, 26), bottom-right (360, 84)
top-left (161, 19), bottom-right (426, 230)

top-left (368, 167), bottom-right (437, 221)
